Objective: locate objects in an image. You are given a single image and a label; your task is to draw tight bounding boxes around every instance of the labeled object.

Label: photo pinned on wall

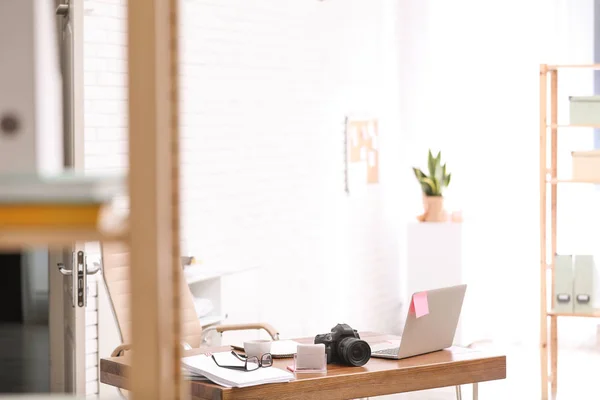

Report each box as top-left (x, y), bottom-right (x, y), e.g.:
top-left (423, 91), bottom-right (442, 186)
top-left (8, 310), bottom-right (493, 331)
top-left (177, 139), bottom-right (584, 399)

top-left (343, 116), bottom-right (379, 194)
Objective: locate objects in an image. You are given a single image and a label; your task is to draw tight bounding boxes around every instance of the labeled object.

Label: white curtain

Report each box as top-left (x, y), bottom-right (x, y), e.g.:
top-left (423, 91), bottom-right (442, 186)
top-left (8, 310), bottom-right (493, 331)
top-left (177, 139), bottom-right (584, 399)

top-left (397, 0), bottom-right (595, 345)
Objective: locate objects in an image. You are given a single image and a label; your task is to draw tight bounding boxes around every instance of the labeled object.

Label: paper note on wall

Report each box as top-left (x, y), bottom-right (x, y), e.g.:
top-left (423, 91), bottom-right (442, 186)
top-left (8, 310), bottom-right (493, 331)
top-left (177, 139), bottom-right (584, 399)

top-left (371, 136), bottom-right (378, 150)
top-left (345, 118), bottom-right (379, 186)
top-left (351, 128), bottom-right (358, 146)
top-left (368, 151), bottom-right (375, 167)
top-left (360, 147), bottom-right (367, 161)
top-left (367, 122), bottom-right (375, 137)
top-left (408, 292), bottom-right (429, 318)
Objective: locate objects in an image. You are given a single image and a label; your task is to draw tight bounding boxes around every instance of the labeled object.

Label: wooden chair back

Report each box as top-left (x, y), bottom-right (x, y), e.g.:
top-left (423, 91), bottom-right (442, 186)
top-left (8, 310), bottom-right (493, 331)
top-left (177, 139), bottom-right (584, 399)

top-left (100, 242), bottom-right (203, 349)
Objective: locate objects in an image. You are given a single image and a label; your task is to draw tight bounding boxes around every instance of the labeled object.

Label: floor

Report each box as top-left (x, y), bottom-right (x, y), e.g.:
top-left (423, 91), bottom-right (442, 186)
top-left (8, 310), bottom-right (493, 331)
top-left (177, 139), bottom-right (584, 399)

top-left (0, 323), bottom-right (50, 394)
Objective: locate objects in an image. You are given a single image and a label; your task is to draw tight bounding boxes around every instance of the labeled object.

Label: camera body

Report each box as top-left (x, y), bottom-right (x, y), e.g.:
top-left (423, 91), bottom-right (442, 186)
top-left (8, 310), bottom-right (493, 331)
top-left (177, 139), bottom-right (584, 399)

top-left (314, 323), bottom-right (371, 367)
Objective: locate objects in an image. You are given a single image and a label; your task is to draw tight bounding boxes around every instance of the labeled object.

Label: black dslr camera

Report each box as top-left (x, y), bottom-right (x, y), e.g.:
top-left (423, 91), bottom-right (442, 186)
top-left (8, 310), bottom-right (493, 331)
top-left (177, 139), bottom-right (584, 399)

top-left (314, 323), bottom-right (371, 367)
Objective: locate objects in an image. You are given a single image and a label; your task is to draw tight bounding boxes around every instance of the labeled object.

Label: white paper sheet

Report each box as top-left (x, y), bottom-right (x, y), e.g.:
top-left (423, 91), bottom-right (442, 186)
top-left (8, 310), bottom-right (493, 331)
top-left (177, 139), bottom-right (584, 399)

top-left (182, 352), bottom-right (294, 388)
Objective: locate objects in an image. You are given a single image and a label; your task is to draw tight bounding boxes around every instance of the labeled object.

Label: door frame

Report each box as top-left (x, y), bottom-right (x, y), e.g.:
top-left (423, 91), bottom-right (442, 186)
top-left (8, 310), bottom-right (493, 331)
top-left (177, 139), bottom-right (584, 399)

top-left (49, 0), bottom-right (85, 393)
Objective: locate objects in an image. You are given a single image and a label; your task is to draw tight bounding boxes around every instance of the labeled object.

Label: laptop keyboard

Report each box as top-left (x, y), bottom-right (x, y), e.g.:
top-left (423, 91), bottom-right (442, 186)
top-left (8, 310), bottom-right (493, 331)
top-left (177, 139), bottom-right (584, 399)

top-left (373, 347), bottom-right (400, 355)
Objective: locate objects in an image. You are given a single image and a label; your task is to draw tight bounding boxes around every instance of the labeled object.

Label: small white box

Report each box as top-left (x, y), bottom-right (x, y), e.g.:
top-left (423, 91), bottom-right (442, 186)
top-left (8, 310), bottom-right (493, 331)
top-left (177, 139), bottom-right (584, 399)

top-left (572, 150), bottom-right (600, 182)
top-left (293, 344), bottom-right (327, 373)
top-left (570, 96), bottom-right (600, 125)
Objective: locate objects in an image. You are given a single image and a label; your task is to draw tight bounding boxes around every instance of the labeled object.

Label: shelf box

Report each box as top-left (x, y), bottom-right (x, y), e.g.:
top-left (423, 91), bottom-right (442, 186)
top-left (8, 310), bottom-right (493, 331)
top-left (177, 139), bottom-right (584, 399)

top-left (554, 255), bottom-right (574, 314)
top-left (569, 96), bottom-right (600, 125)
top-left (572, 150), bottom-right (600, 182)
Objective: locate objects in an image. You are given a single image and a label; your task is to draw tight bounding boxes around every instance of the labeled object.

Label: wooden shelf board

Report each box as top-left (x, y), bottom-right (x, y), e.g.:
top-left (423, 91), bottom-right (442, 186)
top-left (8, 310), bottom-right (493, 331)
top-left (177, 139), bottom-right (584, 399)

top-left (546, 64), bottom-right (600, 70)
top-left (548, 124), bottom-right (600, 129)
top-left (548, 178), bottom-right (600, 184)
top-left (547, 311), bottom-right (600, 318)
top-left (0, 227), bottom-right (126, 250)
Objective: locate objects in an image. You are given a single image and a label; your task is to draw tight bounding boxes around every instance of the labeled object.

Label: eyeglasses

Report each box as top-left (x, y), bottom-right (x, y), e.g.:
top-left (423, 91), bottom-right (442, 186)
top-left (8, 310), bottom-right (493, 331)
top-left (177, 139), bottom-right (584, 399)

top-left (211, 351), bottom-right (273, 372)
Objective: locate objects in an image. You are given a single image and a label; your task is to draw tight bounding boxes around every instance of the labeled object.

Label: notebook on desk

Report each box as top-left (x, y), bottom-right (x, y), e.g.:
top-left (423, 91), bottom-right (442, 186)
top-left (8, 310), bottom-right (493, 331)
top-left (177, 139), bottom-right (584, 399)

top-left (230, 340), bottom-right (301, 358)
top-left (182, 352), bottom-right (294, 388)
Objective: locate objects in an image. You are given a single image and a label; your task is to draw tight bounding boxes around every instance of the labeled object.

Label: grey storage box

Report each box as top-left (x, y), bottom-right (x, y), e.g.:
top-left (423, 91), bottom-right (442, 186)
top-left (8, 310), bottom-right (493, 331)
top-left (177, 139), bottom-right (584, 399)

top-left (572, 150), bottom-right (600, 182)
top-left (569, 96), bottom-right (600, 125)
top-left (573, 255), bottom-right (595, 314)
top-left (554, 255), bottom-right (574, 314)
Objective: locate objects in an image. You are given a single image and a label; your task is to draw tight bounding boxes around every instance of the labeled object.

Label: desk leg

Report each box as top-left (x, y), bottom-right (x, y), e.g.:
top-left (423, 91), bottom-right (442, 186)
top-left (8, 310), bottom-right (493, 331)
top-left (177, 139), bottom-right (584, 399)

top-left (455, 385), bottom-right (462, 400)
top-left (473, 383), bottom-right (478, 400)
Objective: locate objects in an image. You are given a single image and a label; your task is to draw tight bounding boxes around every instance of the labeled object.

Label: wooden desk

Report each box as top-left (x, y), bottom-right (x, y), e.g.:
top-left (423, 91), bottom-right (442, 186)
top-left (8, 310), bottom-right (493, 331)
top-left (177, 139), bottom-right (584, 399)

top-left (101, 332), bottom-right (506, 400)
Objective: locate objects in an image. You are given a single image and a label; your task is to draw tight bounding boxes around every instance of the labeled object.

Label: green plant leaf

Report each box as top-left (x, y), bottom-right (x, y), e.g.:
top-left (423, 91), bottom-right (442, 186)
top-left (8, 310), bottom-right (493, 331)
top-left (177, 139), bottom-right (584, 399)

top-left (420, 182), bottom-right (433, 196)
top-left (444, 173), bottom-right (451, 187)
top-left (427, 150), bottom-right (436, 178)
top-left (440, 163), bottom-right (447, 186)
top-left (413, 167), bottom-right (427, 181)
top-left (421, 181), bottom-right (435, 196)
top-left (421, 176), bottom-right (438, 195)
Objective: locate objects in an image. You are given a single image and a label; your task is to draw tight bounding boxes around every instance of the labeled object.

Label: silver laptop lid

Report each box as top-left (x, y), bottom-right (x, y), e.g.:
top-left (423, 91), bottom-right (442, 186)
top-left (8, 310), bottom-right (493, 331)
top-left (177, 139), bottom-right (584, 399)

top-left (398, 284), bottom-right (467, 359)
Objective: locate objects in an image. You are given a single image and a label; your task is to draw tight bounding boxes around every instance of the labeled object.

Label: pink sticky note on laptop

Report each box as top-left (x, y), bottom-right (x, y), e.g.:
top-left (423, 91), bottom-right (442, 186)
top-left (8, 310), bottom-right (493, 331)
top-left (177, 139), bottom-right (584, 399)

top-left (410, 292), bottom-right (429, 318)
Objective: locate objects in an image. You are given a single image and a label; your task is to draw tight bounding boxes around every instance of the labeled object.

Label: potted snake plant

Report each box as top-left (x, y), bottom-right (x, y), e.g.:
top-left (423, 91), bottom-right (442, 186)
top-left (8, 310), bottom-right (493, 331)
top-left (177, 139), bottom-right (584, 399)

top-left (412, 150), bottom-right (451, 222)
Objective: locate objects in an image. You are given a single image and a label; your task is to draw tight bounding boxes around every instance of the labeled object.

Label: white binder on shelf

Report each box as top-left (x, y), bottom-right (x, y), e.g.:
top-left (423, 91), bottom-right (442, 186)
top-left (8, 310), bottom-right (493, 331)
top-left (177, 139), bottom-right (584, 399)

top-left (553, 255), bottom-right (574, 314)
top-left (573, 255), bottom-right (595, 314)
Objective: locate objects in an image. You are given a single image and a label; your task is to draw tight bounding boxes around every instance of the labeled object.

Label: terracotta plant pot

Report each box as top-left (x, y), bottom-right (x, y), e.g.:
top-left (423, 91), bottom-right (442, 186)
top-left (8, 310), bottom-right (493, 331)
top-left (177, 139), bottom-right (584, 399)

top-left (422, 195), bottom-right (445, 222)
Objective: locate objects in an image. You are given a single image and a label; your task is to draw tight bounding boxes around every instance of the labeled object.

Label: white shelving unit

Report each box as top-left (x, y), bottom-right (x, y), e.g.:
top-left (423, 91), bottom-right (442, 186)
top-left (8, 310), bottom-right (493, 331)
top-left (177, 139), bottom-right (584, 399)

top-left (539, 63), bottom-right (600, 400)
top-left (184, 263), bottom-right (261, 346)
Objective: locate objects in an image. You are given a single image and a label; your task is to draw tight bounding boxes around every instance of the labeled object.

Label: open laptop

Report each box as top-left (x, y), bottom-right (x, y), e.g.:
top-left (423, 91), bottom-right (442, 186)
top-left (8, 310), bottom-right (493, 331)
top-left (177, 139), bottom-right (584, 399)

top-left (371, 284), bottom-right (467, 360)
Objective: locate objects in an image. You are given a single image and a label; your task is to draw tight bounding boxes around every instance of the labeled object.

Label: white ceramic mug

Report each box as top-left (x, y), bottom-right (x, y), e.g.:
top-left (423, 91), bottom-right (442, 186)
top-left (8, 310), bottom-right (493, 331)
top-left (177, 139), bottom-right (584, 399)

top-left (243, 340), bottom-right (272, 359)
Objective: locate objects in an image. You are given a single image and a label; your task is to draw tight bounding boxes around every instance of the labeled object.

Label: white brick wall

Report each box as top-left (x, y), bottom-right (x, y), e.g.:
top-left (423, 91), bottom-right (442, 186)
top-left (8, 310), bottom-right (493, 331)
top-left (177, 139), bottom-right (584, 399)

top-left (83, 0), bottom-right (127, 396)
top-left (83, 0), bottom-right (402, 395)
top-left (178, 0), bottom-right (402, 336)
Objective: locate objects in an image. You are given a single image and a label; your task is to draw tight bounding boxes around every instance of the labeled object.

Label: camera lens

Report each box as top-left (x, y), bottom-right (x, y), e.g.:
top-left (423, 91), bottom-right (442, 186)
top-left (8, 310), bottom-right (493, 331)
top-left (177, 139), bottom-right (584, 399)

top-left (337, 337), bottom-right (371, 367)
